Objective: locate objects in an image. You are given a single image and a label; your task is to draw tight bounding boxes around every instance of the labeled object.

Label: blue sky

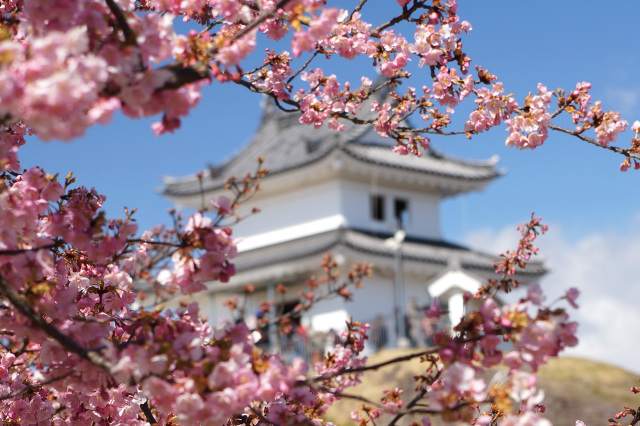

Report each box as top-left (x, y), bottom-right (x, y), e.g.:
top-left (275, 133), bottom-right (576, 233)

top-left (19, 2), bottom-right (640, 373)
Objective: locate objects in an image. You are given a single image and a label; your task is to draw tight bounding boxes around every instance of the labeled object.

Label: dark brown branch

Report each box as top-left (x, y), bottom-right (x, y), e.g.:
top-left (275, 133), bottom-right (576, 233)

top-left (630, 406), bottom-right (640, 426)
top-left (287, 50), bottom-right (322, 85)
top-left (548, 123), bottom-right (638, 159)
top-left (231, 78), bottom-right (299, 111)
top-left (206, 0), bottom-right (297, 57)
top-left (0, 244), bottom-right (56, 256)
top-left (373, 0), bottom-right (427, 33)
top-left (313, 335), bottom-right (482, 383)
top-left (0, 274), bottom-right (113, 372)
top-left (126, 238), bottom-right (187, 248)
top-left (314, 384), bottom-right (475, 417)
top-left (395, 126), bottom-right (471, 136)
top-left (388, 388), bottom-right (427, 426)
top-left (105, 0), bottom-right (145, 73)
top-left (249, 406), bottom-right (279, 425)
top-left (105, 0), bottom-right (136, 45)
top-left (350, 0), bottom-right (369, 20)
top-left (312, 347), bottom-right (438, 383)
top-left (140, 401), bottom-right (157, 424)
top-left (0, 371), bottom-right (74, 401)
top-left (161, 61), bottom-right (211, 90)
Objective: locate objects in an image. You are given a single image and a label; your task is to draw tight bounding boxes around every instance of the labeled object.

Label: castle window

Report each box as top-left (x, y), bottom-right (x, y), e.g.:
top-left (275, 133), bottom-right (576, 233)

top-left (371, 195), bottom-right (385, 221)
top-left (394, 198), bottom-right (409, 229)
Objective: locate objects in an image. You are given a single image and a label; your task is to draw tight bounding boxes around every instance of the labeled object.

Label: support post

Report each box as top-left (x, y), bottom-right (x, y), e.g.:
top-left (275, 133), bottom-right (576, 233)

top-left (266, 282), bottom-right (280, 353)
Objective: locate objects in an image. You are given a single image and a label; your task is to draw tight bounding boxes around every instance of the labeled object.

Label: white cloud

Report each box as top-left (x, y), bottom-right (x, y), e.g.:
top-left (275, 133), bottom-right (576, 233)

top-left (465, 223), bottom-right (640, 374)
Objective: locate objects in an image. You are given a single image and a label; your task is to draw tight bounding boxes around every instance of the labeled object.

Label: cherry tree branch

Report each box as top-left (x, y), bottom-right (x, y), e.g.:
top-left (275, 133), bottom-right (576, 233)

top-left (387, 388), bottom-right (428, 426)
top-left (126, 238), bottom-right (188, 249)
top-left (104, 0), bottom-right (144, 71)
top-left (0, 244), bottom-right (56, 255)
top-left (548, 123), bottom-right (638, 159)
top-left (206, 0), bottom-right (297, 57)
top-left (249, 406), bottom-right (279, 425)
top-left (0, 274), bottom-right (113, 372)
top-left (312, 334), bottom-right (482, 384)
top-left (139, 401), bottom-right (157, 424)
top-left (0, 371), bottom-right (73, 401)
top-left (160, 0), bottom-right (297, 91)
top-left (314, 384), bottom-right (476, 417)
top-left (349, 0), bottom-right (369, 20)
top-left (373, 0), bottom-right (428, 33)
top-left (311, 347), bottom-right (438, 383)
top-left (104, 0), bottom-right (136, 45)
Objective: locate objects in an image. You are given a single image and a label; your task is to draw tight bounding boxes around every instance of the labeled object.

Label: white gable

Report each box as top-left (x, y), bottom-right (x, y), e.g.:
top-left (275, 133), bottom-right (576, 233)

top-left (427, 269), bottom-right (483, 298)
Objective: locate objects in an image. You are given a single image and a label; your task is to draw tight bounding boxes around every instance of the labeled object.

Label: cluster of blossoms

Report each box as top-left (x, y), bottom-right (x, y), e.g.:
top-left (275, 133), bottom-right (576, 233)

top-left (159, 212), bottom-right (238, 294)
top-left (0, 0), bottom-right (635, 163)
top-left (559, 82), bottom-right (629, 146)
top-left (0, 132), bottom-right (277, 423)
top-left (0, 126), bottom-right (595, 425)
top-left (289, 2), bottom-right (476, 140)
top-left (464, 74), bottom-right (518, 135)
top-left (0, 128), bottom-right (389, 423)
top-left (621, 120), bottom-right (640, 171)
top-left (344, 217), bottom-right (584, 425)
top-left (416, 287), bottom-right (578, 424)
top-left (249, 50), bottom-right (294, 102)
top-left (1, 0), bottom-right (640, 425)
top-left (431, 66), bottom-right (475, 108)
top-left (504, 84), bottom-right (553, 150)
top-left (295, 70), bottom-right (364, 129)
top-left (0, 1), bottom-right (202, 139)
top-left (133, 319), bottom-right (308, 425)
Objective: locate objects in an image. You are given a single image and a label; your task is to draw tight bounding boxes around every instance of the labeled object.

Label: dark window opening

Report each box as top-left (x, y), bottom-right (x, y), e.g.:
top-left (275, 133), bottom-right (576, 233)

top-left (394, 198), bottom-right (409, 229)
top-left (277, 300), bottom-right (302, 325)
top-left (371, 195), bottom-right (385, 221)
top-left (276, 300), bottom-right (302, 337)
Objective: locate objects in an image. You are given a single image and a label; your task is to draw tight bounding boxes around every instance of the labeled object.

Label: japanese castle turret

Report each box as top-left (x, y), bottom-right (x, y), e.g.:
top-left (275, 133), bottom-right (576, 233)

top-left (162, 97), bottom-right (545, 351)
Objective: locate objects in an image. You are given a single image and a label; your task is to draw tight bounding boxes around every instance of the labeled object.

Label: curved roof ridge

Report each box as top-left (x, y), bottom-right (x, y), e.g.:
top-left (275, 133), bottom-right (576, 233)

top-left (427, 147), bottom-right (501, 168)
top-left (162, 86), bottom-right (501, 197)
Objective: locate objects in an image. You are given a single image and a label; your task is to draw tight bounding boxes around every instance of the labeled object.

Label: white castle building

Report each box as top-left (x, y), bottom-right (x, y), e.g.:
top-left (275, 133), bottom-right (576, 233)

top-left (162, 96), bottom-right (544, 351)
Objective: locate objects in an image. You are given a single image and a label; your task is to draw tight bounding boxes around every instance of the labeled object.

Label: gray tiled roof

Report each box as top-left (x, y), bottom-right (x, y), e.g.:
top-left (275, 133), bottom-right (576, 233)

top-left (233, 227), bottom-right (546, 277)
top-left (342, 143), bottom-right (500, 181)
top-left (343, 229), bottom-right (545, 276)
top-left (162, 98), bottom-right (500, 197)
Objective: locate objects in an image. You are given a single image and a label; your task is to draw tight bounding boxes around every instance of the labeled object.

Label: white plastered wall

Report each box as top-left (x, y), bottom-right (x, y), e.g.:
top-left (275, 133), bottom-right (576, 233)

top-left (340, 180), bottom-right (442, 239)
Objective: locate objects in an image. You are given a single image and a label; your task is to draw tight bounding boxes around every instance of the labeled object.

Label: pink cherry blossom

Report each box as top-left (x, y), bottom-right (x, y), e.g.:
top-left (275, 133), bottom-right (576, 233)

top-left (565, 287), bottom-right (580, 308)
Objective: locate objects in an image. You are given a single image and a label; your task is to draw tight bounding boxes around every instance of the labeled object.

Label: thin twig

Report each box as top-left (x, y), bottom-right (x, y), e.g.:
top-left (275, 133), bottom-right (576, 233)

top-left (548, 123), bottom-right (637, 159)
top-left (373, 0), bottom-right (427, 33)
top-left (313, 336), bottom-right (481, 383)
top-left (249, 406), bottom-right (279, 425)
top-left (205, 0), bottom-right (297, 57)
top-left (350, 0), bottom-right (369, 20)
top-left (287, 51), bottom-right (321, 85)
top-left (312, 347), bottom-right (438, 383)
top-left (388, 388), bottom-right (427, 426)
top-left (314, 384), bottom-right (474, 417)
